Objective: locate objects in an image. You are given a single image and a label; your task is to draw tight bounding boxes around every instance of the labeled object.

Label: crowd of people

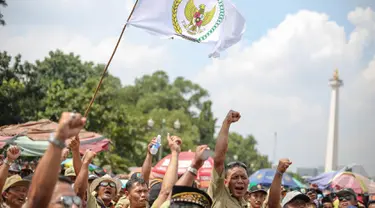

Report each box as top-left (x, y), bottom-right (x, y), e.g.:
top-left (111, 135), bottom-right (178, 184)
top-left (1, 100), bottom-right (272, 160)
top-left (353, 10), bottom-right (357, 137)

top-left (0, 110), bottom-right (373, 208)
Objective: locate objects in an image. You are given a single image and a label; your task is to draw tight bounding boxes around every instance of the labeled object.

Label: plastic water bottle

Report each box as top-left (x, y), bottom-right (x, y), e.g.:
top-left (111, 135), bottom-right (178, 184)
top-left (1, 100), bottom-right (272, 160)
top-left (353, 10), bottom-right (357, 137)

top-left (150, 135), bottom-right (162, 155)
top-left (201, 148), bottom-right (212, 161)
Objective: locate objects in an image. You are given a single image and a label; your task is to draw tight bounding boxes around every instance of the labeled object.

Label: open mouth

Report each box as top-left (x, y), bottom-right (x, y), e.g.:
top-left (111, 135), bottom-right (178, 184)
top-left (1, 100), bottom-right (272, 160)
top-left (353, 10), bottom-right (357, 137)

top-left (234, 187), bottom-right (245, 192)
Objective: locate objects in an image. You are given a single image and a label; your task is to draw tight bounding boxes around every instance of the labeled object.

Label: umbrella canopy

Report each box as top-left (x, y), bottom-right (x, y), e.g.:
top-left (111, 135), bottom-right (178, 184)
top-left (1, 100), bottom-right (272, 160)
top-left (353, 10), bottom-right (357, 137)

top-left (331, 172), bottom-right (373, 194)
top-left (61, 158), bottom-right (100, 171)
top-left (306, 171), bottom-right (340, 190)
top-left (152, 151), bottom-right (213, 182)
top-left (0, 119), bottom-right (111, 156)
top-left (249, 169), bottom-right (298, 188)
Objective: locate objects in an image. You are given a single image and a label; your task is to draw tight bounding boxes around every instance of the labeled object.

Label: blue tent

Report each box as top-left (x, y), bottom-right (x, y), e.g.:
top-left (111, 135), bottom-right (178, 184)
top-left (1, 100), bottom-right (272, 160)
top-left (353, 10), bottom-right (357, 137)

top-left (249, 169), bottom-right (298, 188)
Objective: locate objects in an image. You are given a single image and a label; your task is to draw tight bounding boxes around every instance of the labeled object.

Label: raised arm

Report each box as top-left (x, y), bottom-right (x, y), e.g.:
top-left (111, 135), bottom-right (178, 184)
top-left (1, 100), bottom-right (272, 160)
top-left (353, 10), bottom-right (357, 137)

top-left (268, 159), bottom-right (292, 208)
top-left (175, 145), bottom-right (208, 187)
top-left (70, 136), bottom-right (82, 176)
top-left (74, 150), bottom-right (96, 199)
top-left (27, 112), bottom-right (86, 208)
top-left (152, 134), bottom-right (181, 207)
top-left (214, 110), bottom-right (241, 175)
top-left (141, 138), bottom-right (156, 184)
top-left (0, 146), bottom-right (21, 191)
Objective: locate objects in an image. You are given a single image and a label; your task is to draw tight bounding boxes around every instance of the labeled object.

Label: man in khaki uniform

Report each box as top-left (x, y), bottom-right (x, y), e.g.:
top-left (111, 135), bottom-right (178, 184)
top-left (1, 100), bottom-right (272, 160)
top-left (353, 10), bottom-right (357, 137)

top-left (208, 110), bottom-right (249, 208)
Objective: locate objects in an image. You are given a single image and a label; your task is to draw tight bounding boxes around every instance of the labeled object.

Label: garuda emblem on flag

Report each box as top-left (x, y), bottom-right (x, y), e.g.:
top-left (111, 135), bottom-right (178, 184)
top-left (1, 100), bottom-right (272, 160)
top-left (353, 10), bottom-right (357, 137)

top-left (172, 0), bottom-right (225, 42)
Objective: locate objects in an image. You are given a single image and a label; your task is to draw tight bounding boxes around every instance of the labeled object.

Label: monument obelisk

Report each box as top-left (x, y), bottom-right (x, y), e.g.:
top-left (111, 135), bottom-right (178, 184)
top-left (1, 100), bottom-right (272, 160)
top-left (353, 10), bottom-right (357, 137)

top-left (325, 69), bottom-right (343, 172)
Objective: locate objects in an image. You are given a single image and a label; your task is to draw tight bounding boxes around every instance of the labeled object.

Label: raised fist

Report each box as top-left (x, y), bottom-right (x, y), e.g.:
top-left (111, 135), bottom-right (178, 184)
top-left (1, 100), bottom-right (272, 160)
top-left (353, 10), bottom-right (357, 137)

top-left (225, 110), bottom-right (241, 124)
top-left (168, 134), bottom-right (182, 153)
top-left (277, 158), bottom-right (292, 174)
top-left (83, 149), bottom-right (96, 164)
top-left (69, 136), bottom-right (80, 152)
top-left (7, 145), bottom-right (21, 162)
top-left (56, 112), bottom-right (86, 141)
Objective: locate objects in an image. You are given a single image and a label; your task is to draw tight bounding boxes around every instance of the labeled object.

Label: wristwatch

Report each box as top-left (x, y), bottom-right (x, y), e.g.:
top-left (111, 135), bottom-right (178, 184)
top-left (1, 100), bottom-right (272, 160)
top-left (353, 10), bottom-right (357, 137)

top-left (48, 134), bottom-right (66, 149)
top-left (276, 170), bottom-right (283, 176)
top-left (3, 158), bottom-right (13, 166)
top-left (188, 166), bottom-right (198, 176)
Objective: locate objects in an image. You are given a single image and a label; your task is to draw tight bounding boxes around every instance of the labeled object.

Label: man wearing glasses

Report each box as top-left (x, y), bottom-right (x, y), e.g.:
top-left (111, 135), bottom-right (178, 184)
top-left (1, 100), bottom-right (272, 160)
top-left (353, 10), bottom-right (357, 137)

top-left (87, 174), bottom-right (122, 208)
top-left (335, 188), bottom-right (358, 208)
top-left (208, 110), bottom-right (249, 207)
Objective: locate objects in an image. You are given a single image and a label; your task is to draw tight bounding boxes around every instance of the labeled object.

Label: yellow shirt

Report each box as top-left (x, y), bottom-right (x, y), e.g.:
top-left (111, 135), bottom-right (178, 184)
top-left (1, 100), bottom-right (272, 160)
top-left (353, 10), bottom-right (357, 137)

top-left (207, 168), bottom-right (248, 208)
top-left (158, 200), bottom-right (171, 208)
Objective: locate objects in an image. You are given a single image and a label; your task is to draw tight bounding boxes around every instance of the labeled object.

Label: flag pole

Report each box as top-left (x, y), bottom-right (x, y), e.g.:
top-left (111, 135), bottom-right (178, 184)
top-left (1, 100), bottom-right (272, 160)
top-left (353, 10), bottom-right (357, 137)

top-left (83, 0), bottom-right (139, 118)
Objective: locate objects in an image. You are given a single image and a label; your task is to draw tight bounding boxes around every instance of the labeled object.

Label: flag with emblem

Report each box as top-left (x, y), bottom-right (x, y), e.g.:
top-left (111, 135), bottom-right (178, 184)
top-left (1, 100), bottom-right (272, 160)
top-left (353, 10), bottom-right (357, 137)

top-left (127, 0), bottom-right (246, 57)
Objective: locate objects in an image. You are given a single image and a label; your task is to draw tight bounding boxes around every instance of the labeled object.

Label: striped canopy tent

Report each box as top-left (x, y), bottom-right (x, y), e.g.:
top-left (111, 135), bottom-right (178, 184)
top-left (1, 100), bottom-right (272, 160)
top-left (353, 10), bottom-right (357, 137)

top-left (0, 119), bottom-right (111, 156)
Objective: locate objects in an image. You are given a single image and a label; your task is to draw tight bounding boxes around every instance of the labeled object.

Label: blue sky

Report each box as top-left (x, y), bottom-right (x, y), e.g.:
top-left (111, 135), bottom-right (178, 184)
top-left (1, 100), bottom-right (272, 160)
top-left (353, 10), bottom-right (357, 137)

top-left (1, 0), bottom-right (375, 176)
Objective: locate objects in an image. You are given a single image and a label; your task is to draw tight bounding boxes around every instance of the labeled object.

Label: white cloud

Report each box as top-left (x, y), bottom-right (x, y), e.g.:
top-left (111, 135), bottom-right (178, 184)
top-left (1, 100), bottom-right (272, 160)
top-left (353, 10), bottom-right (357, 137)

top-left (197, 7), bottom-right (375, 174)
top-left (363, 55), bottom-right (375, 81)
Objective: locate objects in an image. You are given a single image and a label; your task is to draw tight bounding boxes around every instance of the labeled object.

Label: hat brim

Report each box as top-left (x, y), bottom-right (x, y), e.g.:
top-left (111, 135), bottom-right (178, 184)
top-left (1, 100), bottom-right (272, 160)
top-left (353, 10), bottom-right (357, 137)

top-left (291, 194), bottom-right (310, 204)
top-left (248, 189), bottom-right (268, 195)
top-left (3, 180), bottom-right (30, 193)
top-left (336, 190), bottom-right (356, 197)
top-left (90, 178), bottom-right (122, 194)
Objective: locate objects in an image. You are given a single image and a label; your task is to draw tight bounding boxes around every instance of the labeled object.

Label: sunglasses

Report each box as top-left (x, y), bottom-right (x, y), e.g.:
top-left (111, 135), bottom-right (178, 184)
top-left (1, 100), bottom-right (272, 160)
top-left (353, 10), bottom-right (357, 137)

top-left (227, 161), bottom-right (248, 171)
top-left (55, 196), bottom-right (82, 208)
top-left (99, 181), bottom-right (116, 188)
top-left (339, 195), bottom-right (353, 201)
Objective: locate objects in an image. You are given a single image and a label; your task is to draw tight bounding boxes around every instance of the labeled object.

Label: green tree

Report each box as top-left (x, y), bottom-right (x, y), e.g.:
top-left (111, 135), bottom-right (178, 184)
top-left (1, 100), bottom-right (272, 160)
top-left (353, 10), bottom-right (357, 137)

top-left (196, 100), bottom-right (217, 147)
top-left (0, 49), bottom-right (270, 174)
top-left (0, 51), bottom-right (43, 124)
top-left (0, 0), bottom-right (6, 26)
top-left (226, 132), bottom-right (271, 174)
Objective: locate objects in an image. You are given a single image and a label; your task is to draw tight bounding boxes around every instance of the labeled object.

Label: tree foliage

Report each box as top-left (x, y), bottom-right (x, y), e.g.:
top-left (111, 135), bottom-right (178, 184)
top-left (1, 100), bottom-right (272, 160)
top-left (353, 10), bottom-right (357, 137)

top-left (0, 50), bottom-right (271, 173)
top-left (225, 133), bottom-right (272, 174)
top-left (0, 0), bottom-right (7, 26)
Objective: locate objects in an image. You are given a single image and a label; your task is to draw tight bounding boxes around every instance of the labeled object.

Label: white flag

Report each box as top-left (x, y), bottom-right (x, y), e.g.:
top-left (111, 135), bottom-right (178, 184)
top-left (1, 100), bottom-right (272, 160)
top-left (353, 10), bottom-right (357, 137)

top-left (127, 0), bottom-right (246, 57)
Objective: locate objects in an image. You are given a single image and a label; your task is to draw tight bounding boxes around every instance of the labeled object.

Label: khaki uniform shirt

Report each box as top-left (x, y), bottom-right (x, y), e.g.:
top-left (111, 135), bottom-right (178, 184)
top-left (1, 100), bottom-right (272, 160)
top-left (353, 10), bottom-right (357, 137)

top-left (115, 197), bottom-right (149, 208)
top-left (87, 192), bottom-right (115, 208)
top-left (115, 196), bottom-right (129, 208)
top-left (208, 168), bottom-right (248, 208)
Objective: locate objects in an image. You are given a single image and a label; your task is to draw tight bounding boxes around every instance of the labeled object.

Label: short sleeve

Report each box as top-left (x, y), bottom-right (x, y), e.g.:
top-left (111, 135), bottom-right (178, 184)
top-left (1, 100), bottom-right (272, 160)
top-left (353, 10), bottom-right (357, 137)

top-left (207, 167), bottom-right (225, 201)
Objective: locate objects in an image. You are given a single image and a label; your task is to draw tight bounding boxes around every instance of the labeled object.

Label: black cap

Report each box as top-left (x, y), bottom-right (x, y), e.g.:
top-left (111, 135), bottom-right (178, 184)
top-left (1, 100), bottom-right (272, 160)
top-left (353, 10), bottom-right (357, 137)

top-left (248, 184), bottom-right (268, 195)
top-left (322, 196), bottom-right (333, 204)
top-left (170, 185), bottom-right (213, 208)
top-left (336, 188), bottom-right (356, 199)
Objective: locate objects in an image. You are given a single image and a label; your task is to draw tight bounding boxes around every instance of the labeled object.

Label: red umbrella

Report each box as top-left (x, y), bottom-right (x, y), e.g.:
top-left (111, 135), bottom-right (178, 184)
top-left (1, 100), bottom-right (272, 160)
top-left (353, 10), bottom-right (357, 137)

top-left (152, 151), bottom-right (213, 183)
top-left (331, 172), bottom-right (371, 194)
